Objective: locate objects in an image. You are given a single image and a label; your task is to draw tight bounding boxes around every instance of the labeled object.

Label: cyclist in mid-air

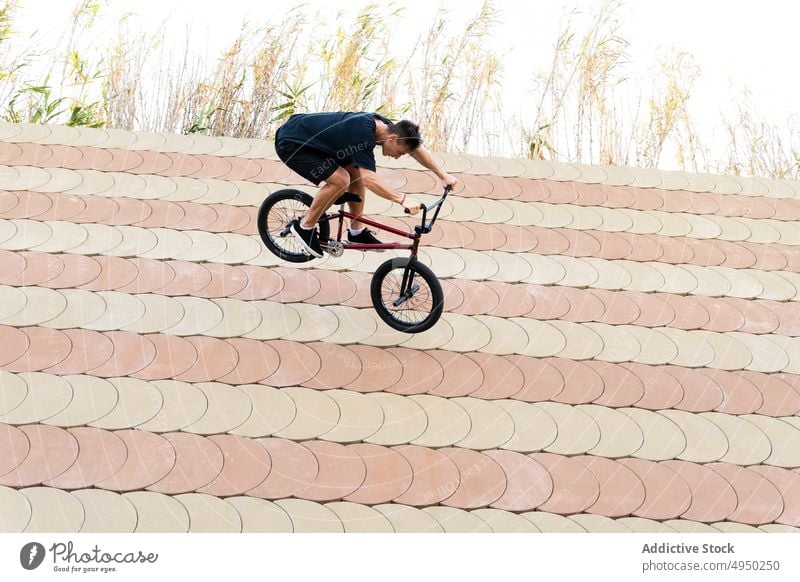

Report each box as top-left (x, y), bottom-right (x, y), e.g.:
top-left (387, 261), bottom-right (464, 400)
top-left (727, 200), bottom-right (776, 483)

top-left (274, 111), bottom-right (458, 258)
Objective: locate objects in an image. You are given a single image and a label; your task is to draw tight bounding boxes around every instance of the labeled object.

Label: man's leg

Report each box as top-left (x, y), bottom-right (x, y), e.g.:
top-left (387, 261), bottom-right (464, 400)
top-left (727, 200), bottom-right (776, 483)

top-left (299, 167), bottom-right (350, 229)
top-left (344, 164), bottom-right (366, 231)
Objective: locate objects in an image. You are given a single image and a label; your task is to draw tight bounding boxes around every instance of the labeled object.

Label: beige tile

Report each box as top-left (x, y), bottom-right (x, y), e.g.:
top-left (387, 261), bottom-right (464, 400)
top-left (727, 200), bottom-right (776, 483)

top-left (712, 522), bottom-right (763, 533)
top-left (275, 498), bottom-right (343, 532)
top-left (104, 225), bottom-right (158, 257)
top-left (547, 320), bottom-right (604, 360)
top-left (184, 382), bottom-right (252, 435)
top-left (530, 202), bottom-right (575, 228)
top-left (453, 397), bottom-right (514, 450)
top-left (742, 415), bottom-right (800, 467)
top-left (444, 196), bottom-right (484, 222)
top-left (759, 524), bottom-right (800, 533)
top-left (229, 385), bottom-right (296, 438)
top-left (0, 219), bottom-right (17, 246)
top-left (0, 370), bottom-right (28, 416)
top-left (226, 497), bottom-right (293, 532)
top-left (194, 179), bottom-right (238, 204)
top-left (320, 389), bottom-right (383, 443)
top-left (153, 132), bottom-right (194, 153)
top-left (21, 487), bottom-right (84, 533)
top-left (282, 303), bottom-right (339, 342)
top-left (326, 501), bottom-right (394, 533)
top-left (472, 508), bottom-right (539, 532)
top-left (423, 506), bottom-right (492, 532)
top-left (569, 206), bottom-right (605, 231)
top-left (274, 387), bottom-right (340, 440)
top-left (503, 199), bottom-right (545, 225)
top-left (74, 489), bottom-right (137, 533)
top-left (473, 198), bottom-right (514, 223)
top-left (0, 121), bottom-right (23, 140)
top-left (453, 249), bottom-right (500, 280)
top-left (585, 322), bottom-right (641, 363)
top-left (496, 400), bottom-right (557, 453)
top-left (89, 377), bottom-right (162, 429)
top-left (176, 493), bottom-right (241, 532)
top-left (1, 166), bottom-right (50, 191)
top-left (82, 291), bottom-right (145, 331)
top-left (162, 296), bottom-right (224, 336)
top-left (736, 217), bottom-right (780, 244)
top-left (0, 219), bottom-right (53, 251)
top-left (655, 210), bottom-right (692, 236)
top-left (581, 404), bottom-right (644, 458)
top-left (42, 375), bottom-right (118, 427)
top-left (137, 380), bottom-right (207, 432)
top-left (208, 233), bottom-right (262, 264)
top-left (658, 328), bottom-right (715, 368)
top-left (38, 167), bottom-right (83, 192)
top-left (137, 228), bottom-right (193, 260)
top-left (160, 176), bottom-right (204, 202)
top-left (748, 270), bottom-right (797, 301)
top-left (658, 409), bottom-right (728, 463)
top-left (414, 247), bottom-right (464, 278)
top-left (364, 392), bottom-right (427, 446)
top-left (692, 330), bottom-right (752, 370)
top-left (521, 511), bottom-right (586, 532)
top-left (617, 208), bottom-right (662, 234)
top-left (702, 412), bottom-right (770, 465)
top-left (0, 372), bottom-right (72, 424)
top-left (0, 284), bottom-right (27, 322)
top-left (519, 253), bottom-right (567, 285)
top-left (550, 256), bottom-right (600, 288)
top-left (680, 265), bottom-right (732, 297)
top-left (397, 316), bottom-right (454, 350)
top-left (506, 318), bottom-right (564, 358)
top-left (711, 266), bottom-right (763, 299)
top-left (619, 408), bottom-right (686, 461)
top-left (649, 263), bottom-right (698, 295)
top-left (230, 180), bottom-right (271, 206)
top-left (570, 514), bottom-right (631, 532)
top-left (203, 298), bottom-right (263, 338)
top-left (103, 172), bottom-right (148, 199)
top-left (484, 250), bottom-right (533, 282)
top-left (665, 519), bottom-right (720, 533)
top-left (408, 395), bottom-right (470, 448)
top-left (713, 216), bottom-right (753, 242)
top-left (243, 302), bottom-right (301, 340)
top-left (371, 503), bottom-right (441, 532)
top-left (618, 517), bottom-right (677, 533)
top-left (68, 223), bottom-right (124, 255)
top-left (120, 293), bottom-right (184, 334)
top-left (125, 491), bottom-right (189, 532)
top-left (30, 221), bottom-right (87, 253)
top-left (439, 312), bottom-right (491, 352)
top-left (323, 305), bottom-right (377, 344)
top-left (475, 316), bottom-right (529, 356)
top-left (537, 402), bottom-right (600, 455)
top-left (0, 485), bottom-right (31, 532)
top-left (1, 287), bottom-right (67, 326)
top-left (64, 169), bottom-right (115, 196)
top-left (728, 331), bottom-right (790, 373)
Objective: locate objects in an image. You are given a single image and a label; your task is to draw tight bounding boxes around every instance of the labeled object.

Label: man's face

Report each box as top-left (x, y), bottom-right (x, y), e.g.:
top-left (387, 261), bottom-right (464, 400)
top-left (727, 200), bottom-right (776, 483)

top-left (381, 135), bottom-right (412, 159)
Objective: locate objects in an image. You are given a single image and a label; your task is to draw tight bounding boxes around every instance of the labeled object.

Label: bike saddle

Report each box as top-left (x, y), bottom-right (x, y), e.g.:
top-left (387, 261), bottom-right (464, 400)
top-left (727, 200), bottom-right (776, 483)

top-left (333, 192), bottom-right (363, 205)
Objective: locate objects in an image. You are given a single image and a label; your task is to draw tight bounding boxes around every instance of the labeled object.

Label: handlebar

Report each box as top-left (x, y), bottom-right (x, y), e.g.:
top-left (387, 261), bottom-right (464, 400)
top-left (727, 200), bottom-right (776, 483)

top-left (404, 186), bottom-right (452, 234)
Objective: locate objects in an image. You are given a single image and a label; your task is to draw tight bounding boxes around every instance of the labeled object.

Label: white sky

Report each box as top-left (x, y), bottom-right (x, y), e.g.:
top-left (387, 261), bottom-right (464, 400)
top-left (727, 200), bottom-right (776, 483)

top-left (9, 0), bottom-right (800, 160)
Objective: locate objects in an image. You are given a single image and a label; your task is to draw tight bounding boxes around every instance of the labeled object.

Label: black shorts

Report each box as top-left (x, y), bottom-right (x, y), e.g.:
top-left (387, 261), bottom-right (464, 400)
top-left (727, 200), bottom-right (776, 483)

top-left (275, 134), bottom-right (340, 186)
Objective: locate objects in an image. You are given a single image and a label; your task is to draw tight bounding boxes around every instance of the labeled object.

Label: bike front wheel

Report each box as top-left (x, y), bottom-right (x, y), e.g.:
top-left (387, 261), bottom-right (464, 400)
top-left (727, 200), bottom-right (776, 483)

top-left (257, 188), bottom-right (330, 263)
top-left (370, 257), bottom-right (444, 333)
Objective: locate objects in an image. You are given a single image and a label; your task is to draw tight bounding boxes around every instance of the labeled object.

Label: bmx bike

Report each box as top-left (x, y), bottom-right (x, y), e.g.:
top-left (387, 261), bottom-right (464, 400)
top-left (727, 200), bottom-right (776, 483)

top-left (257, 186), bottom-right (452, 333)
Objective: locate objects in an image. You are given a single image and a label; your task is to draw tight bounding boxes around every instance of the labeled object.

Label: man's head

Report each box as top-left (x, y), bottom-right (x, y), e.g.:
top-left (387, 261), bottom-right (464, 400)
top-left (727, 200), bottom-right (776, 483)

top-left (381, 120), bottom-right (422, 158)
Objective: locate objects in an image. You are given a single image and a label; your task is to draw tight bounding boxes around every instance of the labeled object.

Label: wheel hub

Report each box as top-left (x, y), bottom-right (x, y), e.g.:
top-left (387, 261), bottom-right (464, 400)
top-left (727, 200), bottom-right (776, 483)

top-left (324, 240), bottom-right (344, 257)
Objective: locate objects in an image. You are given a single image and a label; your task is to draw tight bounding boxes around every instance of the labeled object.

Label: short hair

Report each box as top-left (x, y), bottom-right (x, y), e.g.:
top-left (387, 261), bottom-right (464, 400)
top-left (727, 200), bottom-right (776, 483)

top-left (387, 120), bottom-right (422, 150)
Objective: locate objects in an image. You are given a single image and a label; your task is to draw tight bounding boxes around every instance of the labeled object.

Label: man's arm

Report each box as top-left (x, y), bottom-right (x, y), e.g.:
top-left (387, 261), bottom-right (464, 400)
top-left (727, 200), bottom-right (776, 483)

top-left (409, 146), bottom-right (458, 188)
top-left (360, 169), bottom-right (421, 215)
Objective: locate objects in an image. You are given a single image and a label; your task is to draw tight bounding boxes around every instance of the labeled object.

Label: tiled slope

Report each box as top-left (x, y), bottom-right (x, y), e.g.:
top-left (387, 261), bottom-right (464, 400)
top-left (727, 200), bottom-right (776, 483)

top-left (1, 121), bottom-right (800, 533)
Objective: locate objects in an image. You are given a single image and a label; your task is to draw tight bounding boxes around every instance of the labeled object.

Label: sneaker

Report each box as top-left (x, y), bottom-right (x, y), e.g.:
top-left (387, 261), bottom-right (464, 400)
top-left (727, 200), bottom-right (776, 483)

top-left (291, 221), bottom-right (324, 258)
top-left (347, 228), bottom-right (384, 246)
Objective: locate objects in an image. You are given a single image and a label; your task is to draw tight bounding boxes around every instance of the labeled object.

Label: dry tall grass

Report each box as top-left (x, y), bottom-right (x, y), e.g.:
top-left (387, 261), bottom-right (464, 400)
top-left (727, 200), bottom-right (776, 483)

top-left (1, 0), bottom-right (797, 181)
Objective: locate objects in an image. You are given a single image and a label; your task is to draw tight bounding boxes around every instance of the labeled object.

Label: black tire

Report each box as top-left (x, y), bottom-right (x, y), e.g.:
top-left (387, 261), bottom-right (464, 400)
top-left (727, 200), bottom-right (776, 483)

top-left (257, 188), bottom-right (330, 263)
top-left (370, 257), bottom-right (444, 333)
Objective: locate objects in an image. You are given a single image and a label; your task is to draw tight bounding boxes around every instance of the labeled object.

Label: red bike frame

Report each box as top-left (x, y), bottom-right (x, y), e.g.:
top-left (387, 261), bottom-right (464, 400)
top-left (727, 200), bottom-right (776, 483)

top-left (318, 210), bottom-right (421, 254)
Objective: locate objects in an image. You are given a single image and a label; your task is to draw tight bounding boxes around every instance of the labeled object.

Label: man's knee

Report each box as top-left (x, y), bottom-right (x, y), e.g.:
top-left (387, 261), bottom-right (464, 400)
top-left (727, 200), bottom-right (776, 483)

top-left (324, 168), bottom-right (350, 191)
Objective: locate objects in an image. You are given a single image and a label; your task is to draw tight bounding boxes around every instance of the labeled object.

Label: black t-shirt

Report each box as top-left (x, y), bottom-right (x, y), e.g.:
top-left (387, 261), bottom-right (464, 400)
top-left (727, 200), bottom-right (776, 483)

top-left (276, 111), bottom-right (392, 172)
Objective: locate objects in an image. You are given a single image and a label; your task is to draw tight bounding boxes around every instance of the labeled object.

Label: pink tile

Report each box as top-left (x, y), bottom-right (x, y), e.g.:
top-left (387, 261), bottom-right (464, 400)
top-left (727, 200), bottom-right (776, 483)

top-left (427, 351), bottom-right (484, 397)
top-left (193, 263), bottom-right (248, 297)
top-left (716, 241), bottom-right (758, 269)
top-left (158, 260), bottom-right (213, 296)
top-left (384, 347), bottom-right (445, 396)
top-left (522, 284), bottom-right (572, 320)
top-left (751, 372), bottom-right (800, 416)
top-left (343, 443), bottom-right (413, 505)
top-left (261, 340), bottom-right (322, 387)
top-left (484, 281), bottom-right (535, 317)
top-left (590, 232), bottom-right (635, 261)
top-left (590, 289), bottom-right (640, 325)
top-left (548, 358), bottom-right (604, 404)
top-left (628, 292), bottom-right (676, 327)
top-left (484, 450), bottom-right (552, 511)
top-left (33, 192), bottom-right (85, 221)
top-left (296, 441), bottom-right (366, 501)
top-left (87, 331), bottom-right (157, 378)
top-left (94, 148), bottom-right (143, 172)
top-left (217, 338), bottom-right (279, 385)
top-left (661, 460), bottom-right (737, 523)
top-left (439, 448), bottom-right (506, 509)
top-left (43, 329), bottom-right (113, 375)
top-left (622, 363), bottom-right (683, 409)
top-left (1, 251), bottom-right (64, 286)
top-left (699, 369), bottom-right (763, 415)
top-left (0, 425), bottom-right (78, 487)
top-left (4, 327), bottom-right (72, 373)
top-left (512, 177), bottom-right (549, 202)
top-left (506, 355), bottom-right (564, 402)
top-left (132, 334), bottom-right (198, 380)
top-left (302, 343), bottom-right (362, 390)
top-left (542, 180), bottom-right (578, 204)
top-left (617, 458), bottom-right (691, 520)
top-left (693, 295), bottom-right (745, 333)
top-left (147, 432), bottom-right (224, 494)
top-left (660, 295), bottom-right (710, 330)
top-left (342, 345), bottom-right (403, 393)
top-left (392, 444), bottom-right (460, 506)
top-left (70, 195), bottom-right (118, 224)
top-left (589, 361), bottom-right (645, 407)
top-left (172, 202), bottom-right (218, 230)
top-left (557, 229), bottom-right (601, 257)
top-left (229, 265), bottom-right (285, 301)
top-left (558, 286), bottom-right (606, 323)
top-left (40, 254), bottom-right (102, 289)
top-left (270, 267), bottom-right (321, 303)
top-left (115, 258), bottom-right (176, 294)
top-left (128, 150), bottom-right (173, 174)
top-left (529, 452), bottom-right (599, 514)
top-left (749, 466), bottom-right (800, 526)
top-left (217, 156), bottom-right (262, 181)
top-left (448, 279), bottom-right (499, 315)
top-left (622, 233), bottom-right (664, 262)
top-left (198, 434), bottom-right (272, 497)
top-left (44, 427), bottom-right (127, 490)
top-left (456, 173), bottom-right (494, 198)
top-left (162, 152), bottom-right (203, 176)
top-left (0, 249), bottom-right (26, 284)
top-left (527, 226), bottom-right (570, 255)
top-left (464, 222), bottom-right (507, 251)
top-left (494, 224), bottom-right (538, 253)
top-left (96, 430), bottom-right (176, 492)
top-left (248, 438), bottom-right (317, 499)
top-left (132, 199), bottom-right (185, 229)
top-left (99, 196), bottom-right (151, 226)
top-left (465, 352), bottom-right (525, 399)
top-left (186, 154), bottom-right (233, 179)
top-left (725, 298), bottom-right (780, 334)
top-left (681, 238), bottom-right (726, 266)
top-left (174, 336), bottom-right (239, 382)
top-left (42, 144), bottom-right (83, 168)
top-left (687, 192), bottom-right (720, 214)
top-left (708, 463), bottom-right (783, 525)
top-left (665, 366), bottom-right (724, 412)
top-left (576, 456), bottom-right (646, 517)
top-left (573, 183), bottom-right (607, 206)
top-left (206, 204), bottom-right (251, 233)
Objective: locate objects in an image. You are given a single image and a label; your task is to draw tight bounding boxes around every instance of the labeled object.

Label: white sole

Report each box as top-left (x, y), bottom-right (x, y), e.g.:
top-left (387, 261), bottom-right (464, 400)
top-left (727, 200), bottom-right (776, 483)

top-left (291, 225), bottom-right (323, 258)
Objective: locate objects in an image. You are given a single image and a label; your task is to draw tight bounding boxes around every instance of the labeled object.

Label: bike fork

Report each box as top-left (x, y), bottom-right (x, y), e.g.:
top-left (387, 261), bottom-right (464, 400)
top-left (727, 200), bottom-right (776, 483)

top-left (393, 256), bottom-right (420, 308)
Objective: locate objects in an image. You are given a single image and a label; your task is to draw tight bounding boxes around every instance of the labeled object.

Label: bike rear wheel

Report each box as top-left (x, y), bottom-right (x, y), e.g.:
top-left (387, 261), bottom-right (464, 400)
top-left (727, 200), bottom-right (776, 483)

top-left (257, 189), bottom-right (330, 263)
top-left (370, 257), bottom-right (444, 333)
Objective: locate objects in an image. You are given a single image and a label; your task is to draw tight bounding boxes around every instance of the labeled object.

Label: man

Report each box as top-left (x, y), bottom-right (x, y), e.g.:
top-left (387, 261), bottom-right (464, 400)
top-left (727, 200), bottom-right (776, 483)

top-left (274, 111), bottom-right (458, 258)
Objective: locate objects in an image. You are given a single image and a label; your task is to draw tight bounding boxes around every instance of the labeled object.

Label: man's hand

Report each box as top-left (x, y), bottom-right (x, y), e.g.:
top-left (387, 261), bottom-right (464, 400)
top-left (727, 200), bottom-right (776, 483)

top-left (402, 194), bottom-right (422, 215)
top-left (441, 173), bottom-right (458, 189)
